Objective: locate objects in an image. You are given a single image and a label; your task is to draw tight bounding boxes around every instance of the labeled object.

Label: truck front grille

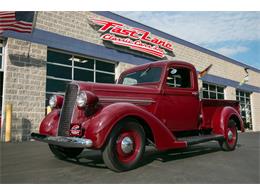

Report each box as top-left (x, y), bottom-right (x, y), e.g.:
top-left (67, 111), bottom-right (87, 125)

top-left (58, 83), bottom-right (78, 136)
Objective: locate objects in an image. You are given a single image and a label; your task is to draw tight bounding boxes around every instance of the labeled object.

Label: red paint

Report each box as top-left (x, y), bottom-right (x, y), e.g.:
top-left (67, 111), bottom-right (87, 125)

top-left (55, 95), bottom-right (64, 108)
top-left (39, 109), bottom-right (59, 136)
top-left (115, 129), bottom-right (141, 164)
top-left (39, 60), bottom-right (244, 152)
top-left (226, 126), bottom-right (237, 147)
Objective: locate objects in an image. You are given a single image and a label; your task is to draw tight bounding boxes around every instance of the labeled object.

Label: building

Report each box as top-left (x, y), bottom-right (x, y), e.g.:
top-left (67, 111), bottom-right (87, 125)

top-left (0, 11), bottom-right (259, 141)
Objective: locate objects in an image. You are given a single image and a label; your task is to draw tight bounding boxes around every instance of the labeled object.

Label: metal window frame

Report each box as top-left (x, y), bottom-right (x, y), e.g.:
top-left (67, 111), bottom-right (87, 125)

top-left (47, 48), bottom-right (116, 78)
top-left (235, 89), bottom-right (252, 128)
top-left (202, 81), bottom-right (225, 99)
top-left (46, 48), bottom-right (117, 101)
top-left (0, 39), bottom-right (4, 72)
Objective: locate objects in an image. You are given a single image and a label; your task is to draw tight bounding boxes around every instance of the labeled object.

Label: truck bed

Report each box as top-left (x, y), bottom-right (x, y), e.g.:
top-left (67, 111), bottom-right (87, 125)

top-left (200, 99), bottom-right (240, 129)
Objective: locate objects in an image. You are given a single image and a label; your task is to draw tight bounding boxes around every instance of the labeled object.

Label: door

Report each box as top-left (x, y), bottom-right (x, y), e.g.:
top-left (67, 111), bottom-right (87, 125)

top-left (156, 65), bottom-right (200, 131)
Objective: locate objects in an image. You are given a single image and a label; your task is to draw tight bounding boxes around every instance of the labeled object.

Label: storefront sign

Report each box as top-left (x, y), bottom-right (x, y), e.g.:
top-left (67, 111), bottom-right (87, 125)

top-left (90, 18), bottom-right (174, 58)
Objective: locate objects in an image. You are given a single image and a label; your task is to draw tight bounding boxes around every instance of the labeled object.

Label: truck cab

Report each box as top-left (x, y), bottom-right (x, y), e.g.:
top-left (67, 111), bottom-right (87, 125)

top-left (31, 60), bottom-right (244, 172)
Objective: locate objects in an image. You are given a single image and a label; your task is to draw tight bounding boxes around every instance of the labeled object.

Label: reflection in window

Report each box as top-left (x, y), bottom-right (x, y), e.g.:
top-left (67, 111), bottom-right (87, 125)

top-left (46, 78), bottom-right (69, 93)
top-left (236, 90), bottom-right (252, 129)
top-left (167, 67), bottom-right (191, 88)
top-left (202, 82), bottom-right (225, 99)
top-left (74, 56), bottom-right (94, 69)
top-left (47, 50), bottom-right (72, 66)
top-left (96, 72), bottom-right (115, 83)
top-left (121, 67), bottom-right (162, 85)
top-left (47, 63), bottom-right (72, 79)
top-left (0, 40), bottom-right (3, 112)
top-left (46, 49), bottom-right (116, 105)
top-left (0, 40), bottom-right (3, 70)
top-left (96, 60), bottom-right (115, 73)
top-left (74, 68), bottom-right (94, 82)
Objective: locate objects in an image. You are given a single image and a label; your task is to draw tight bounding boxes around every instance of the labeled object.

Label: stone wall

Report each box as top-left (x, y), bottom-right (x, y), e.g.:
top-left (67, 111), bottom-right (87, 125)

top-left (224, 87), bottom-right (236, 100)
top-left (3, 38), bottom-right (47, 141)
top-left (36, 11), bottom-right (260, 88)
top-left (251, 93), bottom-right (260, 132)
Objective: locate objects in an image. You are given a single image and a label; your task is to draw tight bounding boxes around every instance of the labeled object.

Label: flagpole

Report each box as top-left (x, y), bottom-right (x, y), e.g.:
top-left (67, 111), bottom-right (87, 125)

top-left (27, 11), bottom-right (38, 58)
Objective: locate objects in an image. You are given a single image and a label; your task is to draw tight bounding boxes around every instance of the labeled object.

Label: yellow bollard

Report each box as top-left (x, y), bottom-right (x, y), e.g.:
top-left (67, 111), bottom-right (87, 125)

top-left (5, 104), bottom-right (12, 142)
top-left (46, 106), bottom-right (52, 115)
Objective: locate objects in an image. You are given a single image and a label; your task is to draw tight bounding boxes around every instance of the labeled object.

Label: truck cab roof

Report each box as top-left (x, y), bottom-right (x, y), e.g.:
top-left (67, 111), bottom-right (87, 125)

top-left (121, 60), bottom-right (197, 75)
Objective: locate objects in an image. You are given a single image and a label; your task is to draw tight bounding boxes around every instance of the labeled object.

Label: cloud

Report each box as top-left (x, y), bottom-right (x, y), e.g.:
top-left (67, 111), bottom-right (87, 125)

top-left (115, 12), bottom-right (260, 45)
top-left (214, 46), bottom-right (249, 56)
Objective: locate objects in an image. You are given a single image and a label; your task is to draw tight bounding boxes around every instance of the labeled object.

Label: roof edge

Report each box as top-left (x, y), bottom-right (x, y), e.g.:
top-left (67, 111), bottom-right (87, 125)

top-left (92, 11), bottom-right (260, 73)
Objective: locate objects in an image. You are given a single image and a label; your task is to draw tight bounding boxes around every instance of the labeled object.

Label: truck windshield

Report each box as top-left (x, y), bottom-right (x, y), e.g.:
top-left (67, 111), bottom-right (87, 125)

top-left (120, 67), bottom-right (162, 86)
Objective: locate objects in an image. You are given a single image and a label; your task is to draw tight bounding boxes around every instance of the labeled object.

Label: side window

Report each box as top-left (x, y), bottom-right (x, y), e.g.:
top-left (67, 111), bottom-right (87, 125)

top-left (166, 67), bottom-right (191, 88)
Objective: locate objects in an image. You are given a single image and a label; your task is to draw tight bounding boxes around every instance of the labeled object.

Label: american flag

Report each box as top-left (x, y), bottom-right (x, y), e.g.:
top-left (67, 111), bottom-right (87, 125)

top-left (0, 11), bottom-right (35, 33)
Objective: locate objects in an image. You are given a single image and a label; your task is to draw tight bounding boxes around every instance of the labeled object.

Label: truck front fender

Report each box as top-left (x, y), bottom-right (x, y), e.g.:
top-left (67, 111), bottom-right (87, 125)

top-left (212, 106), bottom-right (244, 138)
top-left (83, 102), bottom-right (186, 150)
top-left (39, 109), bottom-right (60, 136)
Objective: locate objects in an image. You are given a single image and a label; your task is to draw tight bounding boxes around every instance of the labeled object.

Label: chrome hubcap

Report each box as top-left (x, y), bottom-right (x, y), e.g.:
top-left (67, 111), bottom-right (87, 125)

top-left (121, 136), bottom-right (134, 154)
top-left (228, 130), bottom-right (233, 140)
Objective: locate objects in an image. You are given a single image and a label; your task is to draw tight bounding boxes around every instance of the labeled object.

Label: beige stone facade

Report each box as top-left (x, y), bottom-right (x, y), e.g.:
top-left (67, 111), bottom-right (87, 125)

top-left (1, 11), bottom-right (259, 141)
top-left (2, 38), bottom-right (46, 141)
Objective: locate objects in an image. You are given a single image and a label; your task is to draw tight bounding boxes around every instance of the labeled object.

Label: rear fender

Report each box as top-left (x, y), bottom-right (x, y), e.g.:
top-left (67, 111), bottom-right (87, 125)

top-left (212, 106), bottom-right (244, 138)
top-left (82, 102), bottom-right (187, 150)
top-left (39, 109), bottom-right (60, 136)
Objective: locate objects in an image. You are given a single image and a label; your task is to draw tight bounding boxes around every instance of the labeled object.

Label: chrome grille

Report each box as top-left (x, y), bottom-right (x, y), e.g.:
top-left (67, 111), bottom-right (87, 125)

top-left (58, 83), bottom-right (78, 136)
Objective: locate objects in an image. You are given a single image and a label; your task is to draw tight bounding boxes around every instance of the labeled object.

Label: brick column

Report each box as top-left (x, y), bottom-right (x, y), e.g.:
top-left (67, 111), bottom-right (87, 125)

top-left (198, 79), bottom-right (203, 98)
top-left (251, 92), bottom-right (260, 131)
top-left (3, 38), bottom-right (47, 141)
top-left (224, 86), bottom-right (236, 100)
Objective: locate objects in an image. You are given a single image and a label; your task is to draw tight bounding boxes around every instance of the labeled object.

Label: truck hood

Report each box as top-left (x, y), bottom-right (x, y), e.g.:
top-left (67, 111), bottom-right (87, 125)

top-left (75, 81), bottom-right (160, 104)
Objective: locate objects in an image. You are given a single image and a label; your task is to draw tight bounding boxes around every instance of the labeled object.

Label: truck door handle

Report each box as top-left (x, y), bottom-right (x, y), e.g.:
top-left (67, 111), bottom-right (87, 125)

top-left (192, 91), bottom-right (198, 96)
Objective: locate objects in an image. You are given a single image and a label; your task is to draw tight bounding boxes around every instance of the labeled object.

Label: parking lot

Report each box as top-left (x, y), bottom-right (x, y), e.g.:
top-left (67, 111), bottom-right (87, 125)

top-left (0, 132), bottom-right (259, 183)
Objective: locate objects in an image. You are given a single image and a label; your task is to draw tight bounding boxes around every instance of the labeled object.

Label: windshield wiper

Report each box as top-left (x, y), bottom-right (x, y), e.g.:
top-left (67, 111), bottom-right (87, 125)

top-left (139, 66), bottom-right (151, 78)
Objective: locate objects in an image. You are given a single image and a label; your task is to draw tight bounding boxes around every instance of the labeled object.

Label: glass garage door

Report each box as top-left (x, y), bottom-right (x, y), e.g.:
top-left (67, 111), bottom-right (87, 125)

top-left (236, 90), bottom-right (252, 129)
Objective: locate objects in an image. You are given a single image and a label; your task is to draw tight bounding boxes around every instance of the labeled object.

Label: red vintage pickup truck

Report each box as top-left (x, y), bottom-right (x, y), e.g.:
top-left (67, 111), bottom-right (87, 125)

top-left (31, 60), bottom-right (244, 172)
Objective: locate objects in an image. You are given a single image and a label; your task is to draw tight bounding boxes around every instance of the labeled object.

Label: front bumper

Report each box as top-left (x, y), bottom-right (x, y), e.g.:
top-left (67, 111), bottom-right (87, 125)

top-left (31, 133), bottom-right (93, 148)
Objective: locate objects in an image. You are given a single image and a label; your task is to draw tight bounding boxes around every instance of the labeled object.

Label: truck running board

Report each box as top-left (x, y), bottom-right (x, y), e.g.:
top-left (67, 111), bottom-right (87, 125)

top-left (177, 134), bottom-right (224, 146)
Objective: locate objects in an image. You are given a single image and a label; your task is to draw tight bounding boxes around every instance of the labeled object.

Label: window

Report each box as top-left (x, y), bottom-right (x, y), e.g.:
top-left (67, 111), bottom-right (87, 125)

top-left (120, 67), bottom-right (162, 86)
top-left (46, 49), bottom-right (116, 104)
top-left (236, 90), bottom-right (252, 129)
top-left (0, 40), bottom-right (4, 113)
top-left (202, 82), bottom-right (225, 99)
top-left (0, 40), bottom-right (3, 70)
top-left (166, 67), bottom-right (191, 88)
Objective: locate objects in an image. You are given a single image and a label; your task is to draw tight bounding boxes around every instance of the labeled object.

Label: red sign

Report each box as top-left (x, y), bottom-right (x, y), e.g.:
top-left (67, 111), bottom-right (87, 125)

top-left (90, 18), bottom-right (174, 58)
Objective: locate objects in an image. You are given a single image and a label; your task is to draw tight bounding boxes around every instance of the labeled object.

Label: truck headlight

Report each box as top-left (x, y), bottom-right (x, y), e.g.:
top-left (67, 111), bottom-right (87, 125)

top-left (49, 95), bottom-right (64, 109)
top-left (76, 91), bottom-right (87, 107)
top-left (49, 95), bottom-right (57, 108)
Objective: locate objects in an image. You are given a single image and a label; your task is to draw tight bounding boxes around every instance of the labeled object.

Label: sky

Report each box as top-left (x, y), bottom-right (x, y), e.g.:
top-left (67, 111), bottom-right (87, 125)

top-left (115, 12), bottom-right (260, 70)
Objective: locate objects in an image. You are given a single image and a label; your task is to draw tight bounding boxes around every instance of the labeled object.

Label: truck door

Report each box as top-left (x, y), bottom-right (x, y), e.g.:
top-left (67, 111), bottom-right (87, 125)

top-left (157, 64), bottom-right (200, 131)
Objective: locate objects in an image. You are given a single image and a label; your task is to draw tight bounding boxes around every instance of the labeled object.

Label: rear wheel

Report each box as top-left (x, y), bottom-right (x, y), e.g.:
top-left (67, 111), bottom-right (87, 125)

top-left (219, 119), bottom-right (238, 151)
top-left (48, 144), bottom-right (83, 159)
top-left (102, 118), bottom-right (146, 172)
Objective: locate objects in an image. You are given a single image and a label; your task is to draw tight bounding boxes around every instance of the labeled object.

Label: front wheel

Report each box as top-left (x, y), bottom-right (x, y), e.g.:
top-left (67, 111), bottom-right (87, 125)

top-left (219, 119), bottom-right (238, 151)
top-left (48, 144), bottom-right (83, 159)
top-left (102, 119), bottom-right (146, 172)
